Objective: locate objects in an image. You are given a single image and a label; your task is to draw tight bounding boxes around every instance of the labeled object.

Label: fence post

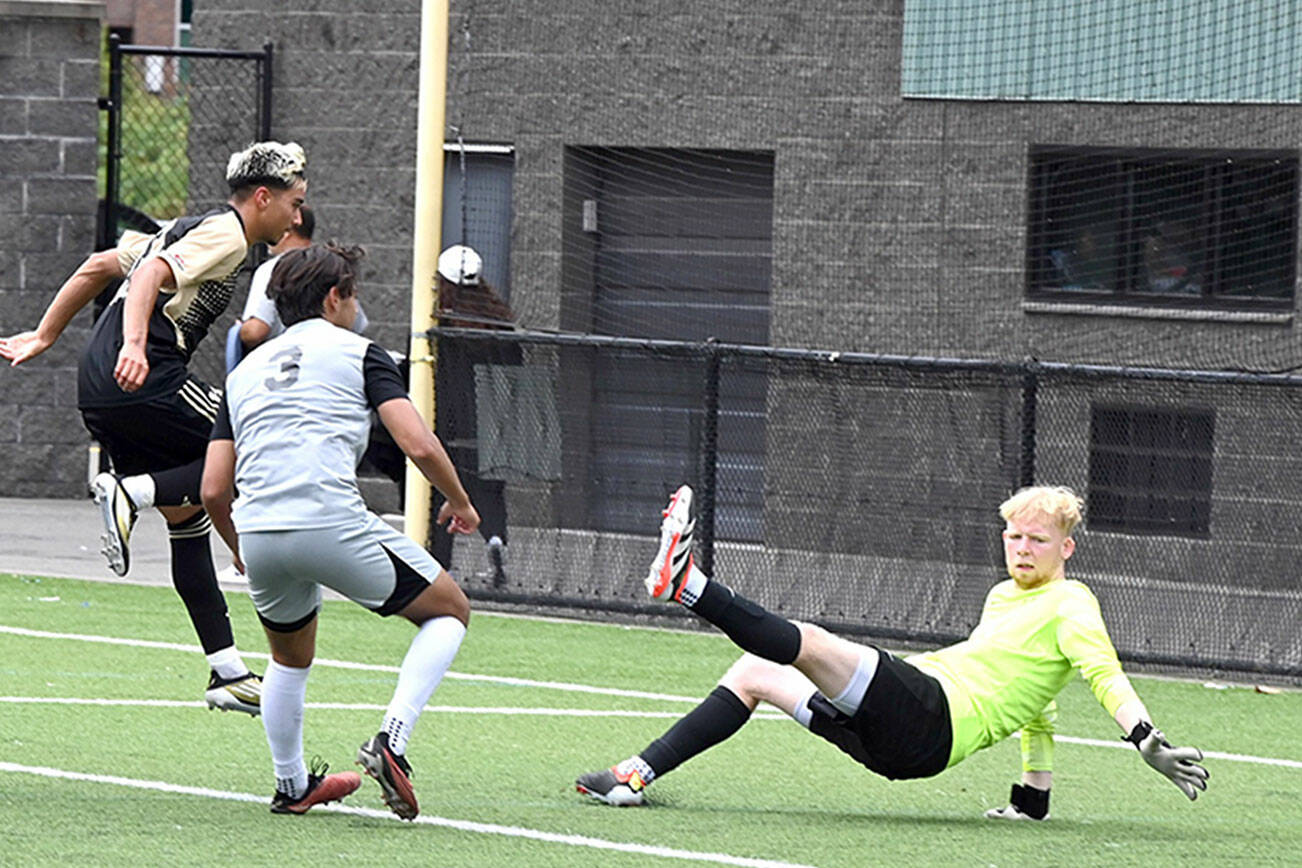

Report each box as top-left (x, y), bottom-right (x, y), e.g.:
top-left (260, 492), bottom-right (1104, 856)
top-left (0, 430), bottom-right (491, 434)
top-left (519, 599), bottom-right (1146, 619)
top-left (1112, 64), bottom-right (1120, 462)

top-left (259, 42), bottom-right (274, 140)
top-left (1019, 358), bottom-right (1038, 488)
top-left (103, 34), bottom-right (122, 251)
top-left (699, 346), bottom-right (721, 574)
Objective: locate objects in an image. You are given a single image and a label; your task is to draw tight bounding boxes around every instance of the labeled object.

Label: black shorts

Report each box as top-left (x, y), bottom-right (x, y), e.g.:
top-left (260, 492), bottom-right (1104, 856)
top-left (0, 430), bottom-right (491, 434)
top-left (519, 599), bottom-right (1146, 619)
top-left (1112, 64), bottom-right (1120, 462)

top-left (80, 377), bottom-right (220, 477)
top-left (806, 647), bottom-right (952, 780)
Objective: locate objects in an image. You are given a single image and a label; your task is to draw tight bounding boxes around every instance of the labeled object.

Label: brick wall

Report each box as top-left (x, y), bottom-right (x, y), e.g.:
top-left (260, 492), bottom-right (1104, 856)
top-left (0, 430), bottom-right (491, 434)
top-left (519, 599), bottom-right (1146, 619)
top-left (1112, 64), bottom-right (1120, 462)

top-left (0, 2), bottom-right (104, 497)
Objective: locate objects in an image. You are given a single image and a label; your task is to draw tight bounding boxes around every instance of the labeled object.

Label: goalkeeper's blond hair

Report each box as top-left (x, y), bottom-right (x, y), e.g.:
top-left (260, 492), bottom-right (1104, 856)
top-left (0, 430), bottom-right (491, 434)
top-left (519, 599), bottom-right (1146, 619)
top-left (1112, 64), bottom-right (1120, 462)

top-left (999, 486), bottom-right (1084, 535)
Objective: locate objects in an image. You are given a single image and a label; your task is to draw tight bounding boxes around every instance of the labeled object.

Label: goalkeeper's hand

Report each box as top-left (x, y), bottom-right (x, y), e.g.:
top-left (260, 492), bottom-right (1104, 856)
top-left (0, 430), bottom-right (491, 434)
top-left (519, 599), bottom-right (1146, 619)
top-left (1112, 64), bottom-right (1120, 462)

top-left (1127, 722), bottom-right (1209, 800)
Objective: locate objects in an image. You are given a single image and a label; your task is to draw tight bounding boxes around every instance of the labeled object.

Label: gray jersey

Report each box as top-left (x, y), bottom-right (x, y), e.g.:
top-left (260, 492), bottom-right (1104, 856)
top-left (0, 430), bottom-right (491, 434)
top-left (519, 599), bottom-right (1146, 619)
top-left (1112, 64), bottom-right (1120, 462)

top-left (213, 317), bottom-right (406, 533)
top-left (243, 253), bottom-right (370, 341)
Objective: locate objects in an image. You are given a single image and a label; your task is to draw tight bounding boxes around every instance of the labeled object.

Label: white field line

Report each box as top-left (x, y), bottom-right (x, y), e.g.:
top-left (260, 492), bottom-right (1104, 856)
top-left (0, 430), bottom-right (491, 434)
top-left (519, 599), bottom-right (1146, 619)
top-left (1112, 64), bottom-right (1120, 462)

top-left (1, 695), bottom-right (1296, 769)
top-left (1043, 734), bottom-right (1302, 770)
top-left (0, 624), bottom-right (701, 703)
top-left (3, 624), bottom-right (1299, 770)
top-left (0, 762), bottom-right (817, 868)
top-left (0, 696), bottom-right (783, 719)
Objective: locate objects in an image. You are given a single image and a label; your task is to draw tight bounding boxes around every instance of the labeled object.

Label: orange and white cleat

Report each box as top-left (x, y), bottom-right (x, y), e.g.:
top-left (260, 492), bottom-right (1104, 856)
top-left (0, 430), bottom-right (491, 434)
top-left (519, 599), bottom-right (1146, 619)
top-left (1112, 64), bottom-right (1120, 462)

top-left (645, 484), bottom-right (695, 602)
top-left (575, 765), bottom-right (647, 806)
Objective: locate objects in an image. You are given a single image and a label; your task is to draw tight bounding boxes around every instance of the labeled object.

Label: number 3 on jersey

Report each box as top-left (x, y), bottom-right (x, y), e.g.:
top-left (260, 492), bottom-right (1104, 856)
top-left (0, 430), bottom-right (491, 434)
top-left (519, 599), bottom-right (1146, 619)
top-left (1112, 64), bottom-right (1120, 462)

top-left (265, 345), bottom-right (303, 391)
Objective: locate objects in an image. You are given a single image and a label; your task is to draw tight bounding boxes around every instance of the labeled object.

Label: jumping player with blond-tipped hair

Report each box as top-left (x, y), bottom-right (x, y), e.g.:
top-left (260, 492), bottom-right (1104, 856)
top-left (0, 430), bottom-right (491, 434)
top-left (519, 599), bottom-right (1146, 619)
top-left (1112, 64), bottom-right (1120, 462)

top-left (577, 485), bottom-right (1208, 820)
top-left (0, 141), bottom-right (308, 716)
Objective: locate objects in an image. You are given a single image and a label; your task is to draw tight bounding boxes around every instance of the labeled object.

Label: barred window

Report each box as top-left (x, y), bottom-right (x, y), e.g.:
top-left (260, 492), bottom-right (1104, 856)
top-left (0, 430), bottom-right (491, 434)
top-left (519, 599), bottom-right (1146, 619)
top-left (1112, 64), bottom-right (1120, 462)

top-left (1028, 147), bottom-right (1298, 308)
top-left (1087, 405), bottom-right (1214, 537)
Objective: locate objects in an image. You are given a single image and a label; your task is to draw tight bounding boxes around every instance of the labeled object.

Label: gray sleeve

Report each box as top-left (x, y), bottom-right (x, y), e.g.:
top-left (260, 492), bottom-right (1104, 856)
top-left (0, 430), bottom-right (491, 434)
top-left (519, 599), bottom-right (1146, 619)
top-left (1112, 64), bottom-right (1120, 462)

top-left (242, 259), bottom-right (281, 329)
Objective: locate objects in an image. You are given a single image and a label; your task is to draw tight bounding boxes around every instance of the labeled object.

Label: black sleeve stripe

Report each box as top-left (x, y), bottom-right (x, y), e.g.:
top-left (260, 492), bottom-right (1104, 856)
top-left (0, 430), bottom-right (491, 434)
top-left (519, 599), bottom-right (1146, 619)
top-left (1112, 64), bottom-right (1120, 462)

top-left (363, 343), bottom-right (408, 409)
top-left (210, 392), bottom-right (234, 441)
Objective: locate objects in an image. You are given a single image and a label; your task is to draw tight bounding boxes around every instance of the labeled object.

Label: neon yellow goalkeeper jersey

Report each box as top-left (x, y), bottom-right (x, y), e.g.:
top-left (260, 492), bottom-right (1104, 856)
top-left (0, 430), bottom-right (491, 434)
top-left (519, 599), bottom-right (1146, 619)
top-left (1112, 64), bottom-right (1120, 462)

top-left (907, 577), bottom-right (1139, 770)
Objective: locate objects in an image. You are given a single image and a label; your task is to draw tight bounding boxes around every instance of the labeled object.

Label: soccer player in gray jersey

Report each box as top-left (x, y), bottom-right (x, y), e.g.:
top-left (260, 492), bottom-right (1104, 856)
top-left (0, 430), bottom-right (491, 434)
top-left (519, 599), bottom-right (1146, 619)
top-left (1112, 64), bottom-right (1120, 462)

top-left (1, 141), bottom-right (308, 716)
top-left (201, 244), bottom-right (480, 818)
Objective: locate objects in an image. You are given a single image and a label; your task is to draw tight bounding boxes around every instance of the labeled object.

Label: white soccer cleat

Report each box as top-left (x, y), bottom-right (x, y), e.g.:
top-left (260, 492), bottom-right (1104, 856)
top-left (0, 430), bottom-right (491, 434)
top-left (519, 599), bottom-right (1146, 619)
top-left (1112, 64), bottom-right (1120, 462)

top-left (90, 472), bottom-right (137, 577)
top-left (645, 484), bottom-right (695, 602)
top-left (984, 804), bottom-right (1049, 821)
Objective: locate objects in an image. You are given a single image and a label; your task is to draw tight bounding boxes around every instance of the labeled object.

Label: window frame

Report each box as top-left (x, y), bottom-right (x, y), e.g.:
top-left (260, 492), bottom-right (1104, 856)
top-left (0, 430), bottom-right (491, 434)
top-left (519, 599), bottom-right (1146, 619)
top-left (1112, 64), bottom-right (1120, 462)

top-left (1086, 403), bottom-right (1216, 539)
top-left (1026, 145), bottom-right (1299, 312)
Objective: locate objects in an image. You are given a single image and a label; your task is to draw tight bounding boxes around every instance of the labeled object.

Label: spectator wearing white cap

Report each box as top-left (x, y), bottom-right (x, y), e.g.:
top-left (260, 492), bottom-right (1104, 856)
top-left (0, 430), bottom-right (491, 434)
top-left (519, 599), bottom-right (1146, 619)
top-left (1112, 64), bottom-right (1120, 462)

top-left (433, 245), bottom-right (520, 585)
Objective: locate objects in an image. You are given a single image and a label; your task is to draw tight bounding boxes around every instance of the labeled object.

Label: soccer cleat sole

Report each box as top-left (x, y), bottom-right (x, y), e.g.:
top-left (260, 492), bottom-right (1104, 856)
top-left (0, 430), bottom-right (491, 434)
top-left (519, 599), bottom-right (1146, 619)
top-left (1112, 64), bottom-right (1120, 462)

top-left (91, 475), bottom-right (132, 577)
top-left (357, 741), bottom-right (419, 820)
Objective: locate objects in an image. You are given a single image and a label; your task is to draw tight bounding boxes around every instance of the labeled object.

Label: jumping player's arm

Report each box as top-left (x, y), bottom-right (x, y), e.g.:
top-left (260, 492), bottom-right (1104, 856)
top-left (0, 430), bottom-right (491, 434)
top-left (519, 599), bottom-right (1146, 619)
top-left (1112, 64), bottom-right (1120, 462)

top-left (200, 394), bottom-right (243, 573)
top-left (0, 250), bottom-right (124, 366)
top-left (1058, 592), bottom-right (1209, 800)
top-left (116, 212), bottom-right (248, 391)
top-left (115, 257), bottom-right (176, 392)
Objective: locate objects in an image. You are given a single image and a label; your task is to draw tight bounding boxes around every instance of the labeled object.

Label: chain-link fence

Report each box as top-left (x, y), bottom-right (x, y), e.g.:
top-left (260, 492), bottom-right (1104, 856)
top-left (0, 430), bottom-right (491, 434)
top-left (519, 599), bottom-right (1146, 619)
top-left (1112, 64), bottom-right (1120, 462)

top-left (429, 328), bottom-right (1302, 679)
top-left (100, 36), bottom-right (272, 388)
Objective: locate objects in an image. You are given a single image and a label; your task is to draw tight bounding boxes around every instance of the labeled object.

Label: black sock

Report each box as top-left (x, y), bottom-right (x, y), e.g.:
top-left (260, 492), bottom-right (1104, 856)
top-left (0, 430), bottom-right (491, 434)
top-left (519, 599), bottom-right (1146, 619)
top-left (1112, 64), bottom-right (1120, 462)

top-left (168, 512), bottom-right (234, 654)
top-left (640, 686), bottom-right (752, 777)
top-left (151, 458), bottom-right (204, 507)
top-left (689, 579), bottom-right (802, 665)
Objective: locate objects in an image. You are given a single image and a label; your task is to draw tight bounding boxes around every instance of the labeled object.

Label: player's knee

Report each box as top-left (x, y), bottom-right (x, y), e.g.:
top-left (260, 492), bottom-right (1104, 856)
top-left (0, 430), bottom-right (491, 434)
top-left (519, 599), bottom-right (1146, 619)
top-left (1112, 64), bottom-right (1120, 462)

top-left (161, 503), bottom-right (204, 525)
top-left (446, 582), bottom-right (471, 627)
top-left (403, 572), bottom-right (470, 627)
top-left (719, 653), bottom-right (782, 704)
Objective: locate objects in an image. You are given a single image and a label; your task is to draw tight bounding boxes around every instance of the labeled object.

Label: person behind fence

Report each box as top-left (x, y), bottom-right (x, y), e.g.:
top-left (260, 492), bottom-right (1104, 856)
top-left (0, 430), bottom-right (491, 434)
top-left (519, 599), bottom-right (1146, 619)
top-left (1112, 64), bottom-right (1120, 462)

top-left (201, 243), bottom-right (480, 817)
top-left (432, 244), bottom-right (521, 586)
top-left (576, 484), bottom-right (1209, 819)
top-left (0, 140), bottom-right (309, 717)
top-left (238, 205), bottom-right (369, 350)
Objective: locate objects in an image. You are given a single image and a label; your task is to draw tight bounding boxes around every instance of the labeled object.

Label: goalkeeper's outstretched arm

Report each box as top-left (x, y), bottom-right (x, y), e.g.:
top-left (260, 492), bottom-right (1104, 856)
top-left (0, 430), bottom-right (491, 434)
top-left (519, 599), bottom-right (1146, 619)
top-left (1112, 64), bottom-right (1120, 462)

top-left (1114, 698), bottom-right (1209, 801)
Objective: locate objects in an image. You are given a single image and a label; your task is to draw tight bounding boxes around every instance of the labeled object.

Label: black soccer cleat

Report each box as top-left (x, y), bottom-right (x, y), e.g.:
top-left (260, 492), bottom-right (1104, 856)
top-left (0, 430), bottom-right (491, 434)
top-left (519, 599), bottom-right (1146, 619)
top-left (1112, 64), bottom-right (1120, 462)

top-left (357, 731), bottom-right (419, 820)
top-left (575, 766), bottom-right (647, 806)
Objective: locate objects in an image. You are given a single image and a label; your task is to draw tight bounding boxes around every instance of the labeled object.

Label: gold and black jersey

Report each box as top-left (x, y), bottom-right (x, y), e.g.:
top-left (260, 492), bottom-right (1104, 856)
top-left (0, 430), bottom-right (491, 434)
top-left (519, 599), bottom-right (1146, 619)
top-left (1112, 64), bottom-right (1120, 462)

top-left (78, 206), bottom-right (248, 407)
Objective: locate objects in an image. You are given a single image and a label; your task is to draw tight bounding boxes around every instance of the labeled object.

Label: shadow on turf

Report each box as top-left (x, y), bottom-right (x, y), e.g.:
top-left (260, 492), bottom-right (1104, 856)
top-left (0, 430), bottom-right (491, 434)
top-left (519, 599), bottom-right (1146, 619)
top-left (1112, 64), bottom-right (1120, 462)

top-left (573, 790), bottom-right (1199, 840)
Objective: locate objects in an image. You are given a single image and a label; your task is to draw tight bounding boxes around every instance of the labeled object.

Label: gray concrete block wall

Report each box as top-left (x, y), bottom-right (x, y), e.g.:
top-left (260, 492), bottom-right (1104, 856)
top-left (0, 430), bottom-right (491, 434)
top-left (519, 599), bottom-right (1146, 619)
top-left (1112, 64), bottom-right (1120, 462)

top-left (192, 4), bottom-right (423, 358)
top-left (0, 3), bottom-right (104, 498)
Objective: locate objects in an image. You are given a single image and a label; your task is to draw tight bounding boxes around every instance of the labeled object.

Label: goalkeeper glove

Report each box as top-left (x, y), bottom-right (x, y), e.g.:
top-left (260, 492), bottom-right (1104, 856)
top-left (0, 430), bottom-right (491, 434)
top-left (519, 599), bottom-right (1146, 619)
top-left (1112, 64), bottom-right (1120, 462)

top-left (984, 783), bottom-right (1050, 821)
top-left (1125, 721), bottom-right (1209, 800)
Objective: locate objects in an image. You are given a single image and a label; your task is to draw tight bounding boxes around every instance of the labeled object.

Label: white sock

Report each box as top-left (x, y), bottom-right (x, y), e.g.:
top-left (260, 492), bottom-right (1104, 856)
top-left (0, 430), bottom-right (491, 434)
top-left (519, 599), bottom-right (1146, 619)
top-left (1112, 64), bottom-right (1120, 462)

top-left (120, 474), bottom-right (155, 509)
top-left (677, 562), bottom-right (709, 606)
top-left (792, 690), bottom-right (817, 729)
top-left (382, 616), bottom-right (467, 756)
top-left (616, 755), bottom-right (656, 784)
top-left (206, 646), bottom-right (249, 680)
top-left (828, 646), bottom-right (880, 716)
top-left (263, 660), bottom-right (311, 798)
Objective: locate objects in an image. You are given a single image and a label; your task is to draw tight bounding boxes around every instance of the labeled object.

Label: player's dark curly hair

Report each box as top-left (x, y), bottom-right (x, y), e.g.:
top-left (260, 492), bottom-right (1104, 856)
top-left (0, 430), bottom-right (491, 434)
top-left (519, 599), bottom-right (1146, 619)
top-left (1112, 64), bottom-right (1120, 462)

top-left (268, 243), bottom-right (366, 327)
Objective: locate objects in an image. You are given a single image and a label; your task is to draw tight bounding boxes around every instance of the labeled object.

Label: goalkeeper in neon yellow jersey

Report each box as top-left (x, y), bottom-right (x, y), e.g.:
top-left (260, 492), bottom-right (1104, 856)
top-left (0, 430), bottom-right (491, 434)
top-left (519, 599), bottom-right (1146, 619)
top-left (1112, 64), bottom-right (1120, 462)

top-left (576, 485), bottom-right (1209, 818)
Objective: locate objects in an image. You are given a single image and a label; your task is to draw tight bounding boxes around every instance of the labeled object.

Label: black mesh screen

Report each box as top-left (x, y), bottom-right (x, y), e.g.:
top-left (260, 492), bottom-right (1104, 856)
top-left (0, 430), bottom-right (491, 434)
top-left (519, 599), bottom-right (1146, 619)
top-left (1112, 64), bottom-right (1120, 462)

top-left (433, 330), bottom-right (1302, 678)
